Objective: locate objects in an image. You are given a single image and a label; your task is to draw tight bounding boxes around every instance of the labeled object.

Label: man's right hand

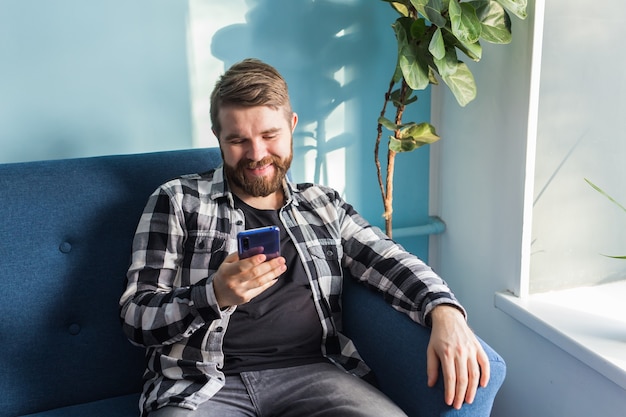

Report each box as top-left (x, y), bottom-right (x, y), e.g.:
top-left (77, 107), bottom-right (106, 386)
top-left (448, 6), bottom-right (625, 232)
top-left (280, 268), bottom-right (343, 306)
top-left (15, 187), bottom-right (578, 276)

top-left (212, 252), bottom-right (287, 308)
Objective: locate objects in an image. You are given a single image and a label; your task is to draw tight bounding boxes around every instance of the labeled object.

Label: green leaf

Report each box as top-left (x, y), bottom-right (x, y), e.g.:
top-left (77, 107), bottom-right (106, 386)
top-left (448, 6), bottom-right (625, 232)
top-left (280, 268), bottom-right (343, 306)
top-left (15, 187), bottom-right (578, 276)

top-left (442, 29), bottom-right (482, 61)
top-left (389, 122), bottom-right (440, 152)
top-left (378, 116), bottom-right (398, 131)
top-left (410, 18), bottom-right (428, 40)
top-left (584, 179), bottom-right (626, 260)
top-left (392, 18), bottom-right (412, 84)
top-left (399, 43), bottom-right (430, 90)
top-left (428, 65), bottom-right (439, 85)
top-left (429, 28), bottom-right (446, 60)
top-left (470, 0), bottom-right (512, 44)
top-left (441, 61), bottom-right (477, 106)
top-left (428, 66), bottom-right (439, 85)
top-left (449, 1), bottom-right (482, 45)
top-left (495, 0), bottom-right (527, 20)
top-left (424, 0), bottom-right (447, 27)
top-left (391, 2), bottom-right (410, 17)
top-left (390, 88), bottom-right (418, 107)
top-left (409, 0), bottom-right (447, 27)
top-left (459, 38), bottom-right (483, 61)
top-left (585, 179), bottom-right (626, 215)
top-left (433, 48), bottom-right (460, 77)
top-left (381, 0), bottom-right (412, 17)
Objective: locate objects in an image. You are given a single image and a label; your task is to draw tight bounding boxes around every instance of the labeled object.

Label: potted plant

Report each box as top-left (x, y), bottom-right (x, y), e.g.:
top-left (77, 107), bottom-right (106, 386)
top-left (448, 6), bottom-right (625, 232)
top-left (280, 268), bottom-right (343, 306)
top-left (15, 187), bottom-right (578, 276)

top-left (375, 0), bottom-right (527, 237)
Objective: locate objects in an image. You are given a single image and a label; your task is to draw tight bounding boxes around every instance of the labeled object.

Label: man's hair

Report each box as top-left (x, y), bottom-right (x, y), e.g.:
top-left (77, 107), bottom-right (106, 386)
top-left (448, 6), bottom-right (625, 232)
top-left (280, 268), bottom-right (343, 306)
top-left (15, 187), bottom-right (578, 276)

top-left (210, 58), bottom-right (293, 138)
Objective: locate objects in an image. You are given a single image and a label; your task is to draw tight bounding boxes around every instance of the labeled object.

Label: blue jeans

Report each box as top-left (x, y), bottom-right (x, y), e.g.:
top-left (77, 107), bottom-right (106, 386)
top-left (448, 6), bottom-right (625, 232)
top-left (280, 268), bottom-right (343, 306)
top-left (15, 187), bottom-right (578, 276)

top-left (149, 362), bottom-right (407, 417)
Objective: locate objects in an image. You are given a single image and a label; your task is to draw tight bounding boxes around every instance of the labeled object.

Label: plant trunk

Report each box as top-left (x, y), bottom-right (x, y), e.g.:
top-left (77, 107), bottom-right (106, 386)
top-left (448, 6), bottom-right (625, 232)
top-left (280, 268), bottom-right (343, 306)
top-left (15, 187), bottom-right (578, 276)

top-left (383, 149), bottom-right (396, 237)
top-left (375, 78), bottom-right (396, 237)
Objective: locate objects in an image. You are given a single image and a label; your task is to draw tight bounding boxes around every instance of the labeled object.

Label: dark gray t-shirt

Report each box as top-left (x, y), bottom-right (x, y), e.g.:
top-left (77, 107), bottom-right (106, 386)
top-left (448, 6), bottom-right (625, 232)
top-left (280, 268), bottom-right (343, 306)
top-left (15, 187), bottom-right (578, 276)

top-left (222, 196), bottom-right (325, 374)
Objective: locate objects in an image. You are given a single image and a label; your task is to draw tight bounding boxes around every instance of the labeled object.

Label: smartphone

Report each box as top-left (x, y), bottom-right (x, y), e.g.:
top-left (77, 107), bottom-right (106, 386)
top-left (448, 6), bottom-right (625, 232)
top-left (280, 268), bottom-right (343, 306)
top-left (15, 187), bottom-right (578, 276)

top-left (237, 226), bottom-right (281, 260)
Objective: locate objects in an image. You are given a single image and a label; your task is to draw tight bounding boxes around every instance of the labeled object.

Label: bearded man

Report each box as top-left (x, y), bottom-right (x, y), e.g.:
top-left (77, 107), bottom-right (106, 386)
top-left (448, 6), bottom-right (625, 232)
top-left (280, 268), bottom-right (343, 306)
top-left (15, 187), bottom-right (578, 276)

top-left (120, 58), bottom-right (489, 417)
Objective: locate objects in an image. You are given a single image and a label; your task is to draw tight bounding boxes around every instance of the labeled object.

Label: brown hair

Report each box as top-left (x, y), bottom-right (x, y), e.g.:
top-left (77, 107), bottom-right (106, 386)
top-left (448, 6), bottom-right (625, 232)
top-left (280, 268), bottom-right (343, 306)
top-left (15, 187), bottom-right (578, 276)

top-left (210, 58), bottom-right (293, 138)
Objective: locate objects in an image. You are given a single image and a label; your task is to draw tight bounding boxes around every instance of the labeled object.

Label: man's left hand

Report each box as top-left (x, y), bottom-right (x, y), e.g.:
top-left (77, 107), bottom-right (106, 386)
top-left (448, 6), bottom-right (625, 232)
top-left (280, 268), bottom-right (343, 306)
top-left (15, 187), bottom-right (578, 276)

top-left (426, 305), bottom-right (490, 410)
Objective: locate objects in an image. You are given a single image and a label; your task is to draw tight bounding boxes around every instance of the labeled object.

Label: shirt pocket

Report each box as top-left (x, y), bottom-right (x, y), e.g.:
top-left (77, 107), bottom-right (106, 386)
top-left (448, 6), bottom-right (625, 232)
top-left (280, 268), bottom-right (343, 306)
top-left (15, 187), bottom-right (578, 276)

top-left (307, 240), bottom-right (343, 300)
top-left (184, 230), bottom-right (230, 273)
top-left (188, 231), bottom-right (225, 253)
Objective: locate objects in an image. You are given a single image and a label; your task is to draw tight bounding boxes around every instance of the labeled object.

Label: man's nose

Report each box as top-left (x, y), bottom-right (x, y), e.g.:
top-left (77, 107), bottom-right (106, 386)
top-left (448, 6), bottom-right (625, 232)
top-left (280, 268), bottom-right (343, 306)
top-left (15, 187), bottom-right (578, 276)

top-left (246, 139), bottom-right (268, 161)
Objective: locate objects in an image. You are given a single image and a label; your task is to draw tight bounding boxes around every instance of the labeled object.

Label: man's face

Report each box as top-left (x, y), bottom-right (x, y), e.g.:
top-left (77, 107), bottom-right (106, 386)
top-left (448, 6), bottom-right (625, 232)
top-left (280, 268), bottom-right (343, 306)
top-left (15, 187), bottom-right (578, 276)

top-left (216, 105), bottom-right (297, 198)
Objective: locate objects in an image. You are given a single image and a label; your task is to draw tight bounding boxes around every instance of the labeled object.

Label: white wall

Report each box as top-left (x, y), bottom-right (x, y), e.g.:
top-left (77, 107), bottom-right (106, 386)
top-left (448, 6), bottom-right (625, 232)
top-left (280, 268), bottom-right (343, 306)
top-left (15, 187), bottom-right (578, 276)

top-left (430, 0), bottom-right (626, 415)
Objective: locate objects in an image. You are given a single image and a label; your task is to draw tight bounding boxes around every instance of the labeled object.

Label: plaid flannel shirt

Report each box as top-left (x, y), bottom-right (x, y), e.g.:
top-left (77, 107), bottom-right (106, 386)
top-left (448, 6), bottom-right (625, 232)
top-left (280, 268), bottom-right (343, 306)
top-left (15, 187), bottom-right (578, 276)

top-left (119, 165), bottom-right (463, 415)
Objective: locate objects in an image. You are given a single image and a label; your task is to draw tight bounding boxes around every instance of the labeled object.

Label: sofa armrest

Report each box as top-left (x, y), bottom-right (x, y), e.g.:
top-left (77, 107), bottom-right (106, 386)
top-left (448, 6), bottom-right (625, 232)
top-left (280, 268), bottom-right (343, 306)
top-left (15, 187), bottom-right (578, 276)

top-left (341, 276), bottom-right (506, 417)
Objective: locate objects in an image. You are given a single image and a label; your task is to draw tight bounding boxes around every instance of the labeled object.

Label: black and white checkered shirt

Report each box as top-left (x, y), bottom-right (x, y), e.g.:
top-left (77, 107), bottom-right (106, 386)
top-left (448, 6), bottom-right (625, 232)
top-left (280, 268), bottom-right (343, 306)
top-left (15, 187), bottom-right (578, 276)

top-left (119, 165), bottom-right (463, 416)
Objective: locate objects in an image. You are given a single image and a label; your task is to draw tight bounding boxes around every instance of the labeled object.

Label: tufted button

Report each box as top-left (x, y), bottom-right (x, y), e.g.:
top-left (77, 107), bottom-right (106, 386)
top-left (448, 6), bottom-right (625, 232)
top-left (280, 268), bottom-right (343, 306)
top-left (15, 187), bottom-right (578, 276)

top-left (59, 241), bottom-right (72, 253)
top-left (68, 323), bottom-right (81, 335)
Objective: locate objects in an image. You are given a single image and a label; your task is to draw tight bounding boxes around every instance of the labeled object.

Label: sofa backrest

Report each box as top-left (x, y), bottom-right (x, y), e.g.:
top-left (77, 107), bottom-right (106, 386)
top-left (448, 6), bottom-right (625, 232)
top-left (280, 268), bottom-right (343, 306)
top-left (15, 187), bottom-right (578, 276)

top-left (0, 148), bottom-right (224, 416)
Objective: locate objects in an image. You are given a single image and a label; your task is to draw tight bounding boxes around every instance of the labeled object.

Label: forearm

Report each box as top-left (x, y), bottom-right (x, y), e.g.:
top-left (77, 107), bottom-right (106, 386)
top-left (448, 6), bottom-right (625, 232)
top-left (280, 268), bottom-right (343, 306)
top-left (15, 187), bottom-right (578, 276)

top-left (120, 273), bottom-right (222, 347)
top-left (340, 207), bottom-right (464, 325)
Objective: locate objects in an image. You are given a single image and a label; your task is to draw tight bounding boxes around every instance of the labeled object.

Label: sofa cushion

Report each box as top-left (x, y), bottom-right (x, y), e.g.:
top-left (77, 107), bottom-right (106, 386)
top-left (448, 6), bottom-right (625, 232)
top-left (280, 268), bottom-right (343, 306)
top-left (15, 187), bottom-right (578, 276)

top-left (0, 148), bottom-right (224, 416)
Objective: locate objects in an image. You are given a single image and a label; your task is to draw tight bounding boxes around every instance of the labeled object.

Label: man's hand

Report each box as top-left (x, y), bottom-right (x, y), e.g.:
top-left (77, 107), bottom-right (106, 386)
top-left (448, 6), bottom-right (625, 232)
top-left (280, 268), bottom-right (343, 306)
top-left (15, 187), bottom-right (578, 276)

top-left (212, 252), bottom-right (287, 308)
top-left (426, 305), bottom-right (490, 410)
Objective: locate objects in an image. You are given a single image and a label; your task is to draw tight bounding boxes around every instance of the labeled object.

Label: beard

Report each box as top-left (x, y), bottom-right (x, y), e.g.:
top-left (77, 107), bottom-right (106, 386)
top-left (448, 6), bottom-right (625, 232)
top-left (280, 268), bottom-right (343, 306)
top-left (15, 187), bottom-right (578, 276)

top-left (224, 153), bottom-right (292, 197)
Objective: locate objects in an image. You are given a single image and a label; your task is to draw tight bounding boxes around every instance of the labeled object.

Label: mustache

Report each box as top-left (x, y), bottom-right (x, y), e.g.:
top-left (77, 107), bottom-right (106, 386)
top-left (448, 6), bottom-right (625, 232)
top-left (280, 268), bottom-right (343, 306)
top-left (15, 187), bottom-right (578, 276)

top-left (239, 156), bottom-right (281, 170)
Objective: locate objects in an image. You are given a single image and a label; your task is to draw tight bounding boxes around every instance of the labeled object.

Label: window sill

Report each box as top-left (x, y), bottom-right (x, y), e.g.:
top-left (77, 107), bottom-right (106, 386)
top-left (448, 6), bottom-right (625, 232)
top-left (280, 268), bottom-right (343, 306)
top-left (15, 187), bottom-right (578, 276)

top-left (495, 280), bottom-right (626, 390)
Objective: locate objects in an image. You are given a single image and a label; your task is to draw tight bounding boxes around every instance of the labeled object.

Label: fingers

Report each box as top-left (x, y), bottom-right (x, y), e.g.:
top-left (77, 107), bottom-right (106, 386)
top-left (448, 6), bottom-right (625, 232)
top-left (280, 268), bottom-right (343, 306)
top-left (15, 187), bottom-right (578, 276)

top-left (461, 350), bottom-right (480, 407)
top-left (213, 254), bottom-right (286, 308)
top-left (437, 346), bottom-right (480, 410)
top-left (478, 342), bottom-right (491, 388)
top-left (426, 344), bottom-right (440, 388)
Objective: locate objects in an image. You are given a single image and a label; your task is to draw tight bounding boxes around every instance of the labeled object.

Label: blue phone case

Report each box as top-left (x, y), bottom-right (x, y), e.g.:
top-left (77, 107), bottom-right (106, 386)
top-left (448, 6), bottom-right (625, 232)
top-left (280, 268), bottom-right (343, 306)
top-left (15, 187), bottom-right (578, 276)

top-left (237, 226), bottom-right (281, 259)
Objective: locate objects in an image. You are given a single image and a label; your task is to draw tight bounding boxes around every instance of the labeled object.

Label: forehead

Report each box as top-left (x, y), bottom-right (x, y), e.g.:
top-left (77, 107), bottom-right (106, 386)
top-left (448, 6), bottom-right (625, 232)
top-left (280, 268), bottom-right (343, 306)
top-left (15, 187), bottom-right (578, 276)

top-left (218, 105), bottom-right (290, 134)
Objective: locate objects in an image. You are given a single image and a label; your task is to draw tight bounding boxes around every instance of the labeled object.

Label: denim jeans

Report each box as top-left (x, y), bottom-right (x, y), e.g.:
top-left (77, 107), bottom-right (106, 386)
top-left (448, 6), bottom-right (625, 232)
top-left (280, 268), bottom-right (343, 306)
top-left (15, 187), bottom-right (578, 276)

top-left (149, 362), bottom-right (407, 417)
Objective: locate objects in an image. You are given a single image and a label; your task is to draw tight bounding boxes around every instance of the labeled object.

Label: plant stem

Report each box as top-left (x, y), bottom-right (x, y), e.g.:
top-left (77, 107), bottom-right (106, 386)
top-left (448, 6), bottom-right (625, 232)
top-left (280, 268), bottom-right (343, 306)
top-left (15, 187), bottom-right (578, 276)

top-left (375, 78), bottom-right (396, 236)
top-left (384, 147), bottom-right (396, 236)
top-left (383, 80), bottom-right (409, 237)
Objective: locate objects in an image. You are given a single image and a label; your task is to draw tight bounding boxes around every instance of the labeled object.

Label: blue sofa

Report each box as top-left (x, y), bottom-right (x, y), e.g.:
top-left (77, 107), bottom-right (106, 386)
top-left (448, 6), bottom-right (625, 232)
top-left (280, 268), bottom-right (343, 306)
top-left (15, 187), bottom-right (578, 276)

top-left (0, 148), bottom-right (505, 417)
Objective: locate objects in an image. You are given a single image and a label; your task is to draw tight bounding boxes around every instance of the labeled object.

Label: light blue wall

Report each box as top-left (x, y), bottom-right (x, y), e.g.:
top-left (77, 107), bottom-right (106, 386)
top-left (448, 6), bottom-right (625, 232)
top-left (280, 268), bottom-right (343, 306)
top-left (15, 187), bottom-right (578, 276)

top-left (0, 0), bottom-right (193, 162)
top-left (0, 0), bottom-right (432, 256)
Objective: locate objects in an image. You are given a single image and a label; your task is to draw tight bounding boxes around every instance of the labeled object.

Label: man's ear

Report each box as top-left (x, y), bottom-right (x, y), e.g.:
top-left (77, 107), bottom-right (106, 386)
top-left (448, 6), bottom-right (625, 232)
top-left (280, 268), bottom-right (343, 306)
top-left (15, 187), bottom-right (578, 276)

top-left (291, 112), bottom-right (298, 132)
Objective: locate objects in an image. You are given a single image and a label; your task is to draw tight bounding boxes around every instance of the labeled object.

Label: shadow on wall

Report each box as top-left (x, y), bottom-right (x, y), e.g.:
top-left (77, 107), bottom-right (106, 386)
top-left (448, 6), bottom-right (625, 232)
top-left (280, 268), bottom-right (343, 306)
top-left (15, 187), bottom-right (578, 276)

top-left (210, 0), bottom-right (364, 186)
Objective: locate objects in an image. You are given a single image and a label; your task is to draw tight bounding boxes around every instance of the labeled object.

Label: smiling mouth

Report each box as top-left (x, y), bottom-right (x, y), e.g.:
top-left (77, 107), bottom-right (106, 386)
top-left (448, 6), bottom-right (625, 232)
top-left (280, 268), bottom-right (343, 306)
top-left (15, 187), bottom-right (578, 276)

top-left (247, 164), bottom-right (273, 176)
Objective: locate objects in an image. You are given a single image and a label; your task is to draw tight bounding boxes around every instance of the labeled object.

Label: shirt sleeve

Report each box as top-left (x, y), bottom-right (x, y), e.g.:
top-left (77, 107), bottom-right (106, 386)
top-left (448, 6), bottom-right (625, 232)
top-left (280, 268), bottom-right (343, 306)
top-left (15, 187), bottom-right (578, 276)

top-left (119, 185), bottom-right (222, 347)
top-left (336, 194), bottom-right (466, 326)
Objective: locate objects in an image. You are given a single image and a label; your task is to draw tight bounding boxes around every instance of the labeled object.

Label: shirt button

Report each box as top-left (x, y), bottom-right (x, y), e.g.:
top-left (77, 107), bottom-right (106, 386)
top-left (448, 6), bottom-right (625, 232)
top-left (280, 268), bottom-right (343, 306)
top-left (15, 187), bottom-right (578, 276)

top-left (215, 326), bottom-right (224, 332)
